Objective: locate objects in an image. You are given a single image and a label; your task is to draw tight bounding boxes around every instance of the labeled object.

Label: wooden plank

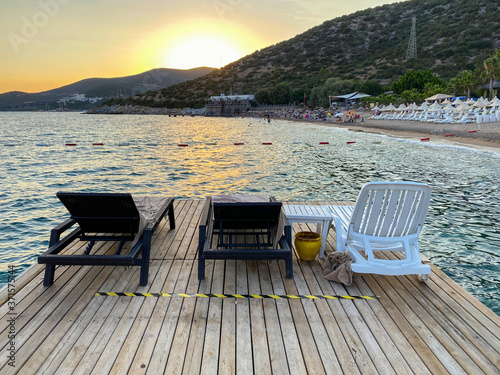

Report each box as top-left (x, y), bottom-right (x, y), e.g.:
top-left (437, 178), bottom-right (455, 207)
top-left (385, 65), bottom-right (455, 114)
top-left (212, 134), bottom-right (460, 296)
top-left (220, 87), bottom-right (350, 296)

top-left (0, 243), bottom-right (112, 369)
top-left (235, 260), bottom-right (253, 375)
top-left (381, 271), bottom-right (498, 374)
top-left (246, 260), bottom-right (272, 375)
top-left (107, 260), bottom-right (173, 374)
top-left (145, 260), bottom-right (195, 375)
top-left (89, 260), bottom-right (167, 374)
top-left (372, 273), bottom-right (468, 374)
top-left (176, 200), bottom-right (205, 260)
top-left (2, 262), bottom-right (119, 374)
top-left (56, 266), bottom-right (141, 374)
top-left (294, 221), bottom-right (382, 374)
top-left (383, 251), bottom-right (500, 372)
top-left (295, 260), bottom-right (361, 374)
top-left (122, 260), bottom-right (183, 374)
top-left (219, 260), bottom-right (236, 374)
top-left (152, 199), bottom-right (190, 260)
top-left (28, 263), bottom-right (130, 374)
top-left (258, 261), bottom-right (305, 375)
top-left (200, 259), bottom-right (225, 374)
top-left (351, 273), bottom-right (433, 375)
top-left (181, 256), bottom-right (214, 375)
top-left (284, 267), bottom-right (343, 374)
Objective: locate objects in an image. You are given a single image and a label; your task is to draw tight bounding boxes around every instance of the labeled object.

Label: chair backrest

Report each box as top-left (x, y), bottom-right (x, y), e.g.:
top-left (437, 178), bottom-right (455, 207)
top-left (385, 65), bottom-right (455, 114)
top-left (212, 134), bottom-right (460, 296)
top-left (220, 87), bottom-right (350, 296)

top-left (57, 192), bottom-right (140, 234)
top-left (213, 202), bottom-right (282, 230)
top-left (349, 182), bottom-right (431, 238)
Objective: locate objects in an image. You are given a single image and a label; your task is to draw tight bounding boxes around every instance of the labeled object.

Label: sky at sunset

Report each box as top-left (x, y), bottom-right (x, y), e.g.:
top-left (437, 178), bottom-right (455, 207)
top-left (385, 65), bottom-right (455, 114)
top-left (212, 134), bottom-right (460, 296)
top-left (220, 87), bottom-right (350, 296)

top-left (1, 0), bottom-right (400, 94)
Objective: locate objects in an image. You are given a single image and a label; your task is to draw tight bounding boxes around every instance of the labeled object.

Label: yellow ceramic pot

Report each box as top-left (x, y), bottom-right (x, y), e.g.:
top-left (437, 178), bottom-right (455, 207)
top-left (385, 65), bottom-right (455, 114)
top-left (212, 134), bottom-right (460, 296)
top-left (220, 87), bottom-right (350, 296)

top-left (294, 231), bottom-right (321, 261)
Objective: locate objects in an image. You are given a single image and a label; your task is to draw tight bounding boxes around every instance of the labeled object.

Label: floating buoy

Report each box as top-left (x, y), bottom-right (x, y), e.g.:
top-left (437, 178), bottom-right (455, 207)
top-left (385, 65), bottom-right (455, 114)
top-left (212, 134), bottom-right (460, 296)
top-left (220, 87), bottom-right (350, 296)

top-left (65, 143), bottom-right (77, 146)
top-left (319, 142), bottom-right (329, 145)
top-left (178, 144), bottom-right (189, 147)
top-left (262, 142), bottom-right (272, 145)
top-left (468, 130), bottom-right (477, 133)
top-left (234, 142), bottom-right (244, 145)
top-left (118, 143), bottom-right (130, 146)
top-left (444, 133), bottom-right (454, 137)
top-left (206, 142), bottom-right (217, 146)
top-left (93, 143), bottom-right (104, 146)
top-left (421, 138), bottom-right (430, 141)
top-left (36, 143), bottom-right (49, 147)
top-left (346, 141), bottom-right (356, 144)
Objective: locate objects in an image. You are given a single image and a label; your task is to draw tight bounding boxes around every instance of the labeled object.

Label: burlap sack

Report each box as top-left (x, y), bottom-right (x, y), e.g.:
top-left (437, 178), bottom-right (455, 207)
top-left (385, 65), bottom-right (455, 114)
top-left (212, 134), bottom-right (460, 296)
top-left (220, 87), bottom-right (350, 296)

top-left (323, 251), bottom-right (354, 285)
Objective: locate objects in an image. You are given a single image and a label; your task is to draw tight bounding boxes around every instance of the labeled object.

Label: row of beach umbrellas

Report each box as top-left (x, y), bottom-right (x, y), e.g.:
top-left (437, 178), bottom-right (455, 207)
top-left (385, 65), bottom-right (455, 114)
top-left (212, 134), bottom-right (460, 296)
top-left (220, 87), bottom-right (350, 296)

top-left (374, 97), bottom-right (500, 113)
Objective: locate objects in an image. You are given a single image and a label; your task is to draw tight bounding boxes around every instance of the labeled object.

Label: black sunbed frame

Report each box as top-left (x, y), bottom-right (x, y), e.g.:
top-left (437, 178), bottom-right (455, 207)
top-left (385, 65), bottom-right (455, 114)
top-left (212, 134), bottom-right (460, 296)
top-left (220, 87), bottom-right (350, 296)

top-left (38, 192), bottom-right (175, 287)
top-left (198, 196), bottom-right (293, 280)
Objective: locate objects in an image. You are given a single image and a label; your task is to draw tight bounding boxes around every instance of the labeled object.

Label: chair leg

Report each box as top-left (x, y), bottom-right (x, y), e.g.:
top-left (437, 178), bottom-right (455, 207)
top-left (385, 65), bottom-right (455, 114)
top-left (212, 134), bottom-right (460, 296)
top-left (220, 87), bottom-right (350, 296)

top-left (285, 257), bottom-right (293, 278)
top-left (139, 232), bottom-right (151, 286)
top-left (198, 257), bottom-right (205, 280)
top-left (43, 265), bottom-right (55, 286)
top-left (168, 205), bottom-right (176, 229)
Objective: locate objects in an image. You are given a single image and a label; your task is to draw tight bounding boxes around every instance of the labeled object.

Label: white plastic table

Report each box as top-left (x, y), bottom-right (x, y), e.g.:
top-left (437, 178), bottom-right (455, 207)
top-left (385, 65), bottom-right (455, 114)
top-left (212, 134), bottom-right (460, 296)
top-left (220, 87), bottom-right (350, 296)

top-left (283, 205), bottom-right (332, 258)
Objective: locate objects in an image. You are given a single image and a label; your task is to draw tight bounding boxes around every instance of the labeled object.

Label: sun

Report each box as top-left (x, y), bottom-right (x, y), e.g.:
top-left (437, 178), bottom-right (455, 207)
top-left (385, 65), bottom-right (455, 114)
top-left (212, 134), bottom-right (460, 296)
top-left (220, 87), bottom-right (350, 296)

top-left (164, 34), bottom-right (245, 69)
top-left (135, 19), bottom-right (263, 72)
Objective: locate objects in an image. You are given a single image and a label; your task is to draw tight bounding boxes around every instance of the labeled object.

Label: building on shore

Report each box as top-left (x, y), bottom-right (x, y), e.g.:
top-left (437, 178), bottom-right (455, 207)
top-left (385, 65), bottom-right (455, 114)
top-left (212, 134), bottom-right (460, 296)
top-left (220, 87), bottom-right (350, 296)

top-left (205, 94), bottom-right (255, 116)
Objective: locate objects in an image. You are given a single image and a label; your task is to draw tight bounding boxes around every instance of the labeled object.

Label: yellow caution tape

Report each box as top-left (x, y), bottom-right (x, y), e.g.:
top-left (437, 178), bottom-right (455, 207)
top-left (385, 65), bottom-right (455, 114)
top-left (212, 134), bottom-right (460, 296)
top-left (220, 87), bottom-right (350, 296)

top-left (95, 292), bottom-right (379, 300)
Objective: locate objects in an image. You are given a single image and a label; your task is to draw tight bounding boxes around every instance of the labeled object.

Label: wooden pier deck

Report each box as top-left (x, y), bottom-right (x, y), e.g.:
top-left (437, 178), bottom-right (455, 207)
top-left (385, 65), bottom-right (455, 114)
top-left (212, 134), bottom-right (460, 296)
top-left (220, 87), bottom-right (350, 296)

top-left (1, 199), bottom-right (499, 374)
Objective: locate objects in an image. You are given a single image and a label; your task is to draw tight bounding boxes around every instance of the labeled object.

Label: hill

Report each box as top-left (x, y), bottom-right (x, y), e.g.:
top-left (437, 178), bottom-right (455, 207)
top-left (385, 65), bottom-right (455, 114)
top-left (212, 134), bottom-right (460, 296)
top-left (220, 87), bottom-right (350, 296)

top-left (110, 0), bottom-right (499, 109)
top-left (0, 67), bottom-right (214, 110)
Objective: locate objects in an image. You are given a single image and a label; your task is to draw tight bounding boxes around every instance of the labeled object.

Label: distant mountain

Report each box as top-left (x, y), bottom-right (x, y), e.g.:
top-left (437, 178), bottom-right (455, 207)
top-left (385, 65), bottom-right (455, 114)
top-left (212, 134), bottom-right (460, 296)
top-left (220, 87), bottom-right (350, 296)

top-left (111, 0), bottom-right (499, 109)
top-left (0, 67), bottom-right (214, 110)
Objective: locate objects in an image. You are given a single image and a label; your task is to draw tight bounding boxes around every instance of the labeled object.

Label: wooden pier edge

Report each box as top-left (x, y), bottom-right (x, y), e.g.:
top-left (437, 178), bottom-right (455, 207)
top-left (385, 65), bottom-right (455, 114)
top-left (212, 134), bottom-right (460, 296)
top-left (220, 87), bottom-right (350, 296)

top-left (0, 199), bottom-right (498, 374)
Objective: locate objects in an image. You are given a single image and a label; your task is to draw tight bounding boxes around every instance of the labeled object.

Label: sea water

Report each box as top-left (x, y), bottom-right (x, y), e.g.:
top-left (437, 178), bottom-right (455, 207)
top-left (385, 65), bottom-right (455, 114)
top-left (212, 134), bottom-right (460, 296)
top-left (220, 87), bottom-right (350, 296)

top-left (1, 112), bottom-right (499, 315)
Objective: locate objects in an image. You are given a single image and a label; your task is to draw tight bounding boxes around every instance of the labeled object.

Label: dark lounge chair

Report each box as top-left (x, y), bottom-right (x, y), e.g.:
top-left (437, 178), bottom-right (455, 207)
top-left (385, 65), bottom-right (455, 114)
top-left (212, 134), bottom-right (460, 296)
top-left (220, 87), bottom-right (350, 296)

top-left (38, 192), bottom-right (175, 286)
top-left (198, 195), bottom-right (293, 280)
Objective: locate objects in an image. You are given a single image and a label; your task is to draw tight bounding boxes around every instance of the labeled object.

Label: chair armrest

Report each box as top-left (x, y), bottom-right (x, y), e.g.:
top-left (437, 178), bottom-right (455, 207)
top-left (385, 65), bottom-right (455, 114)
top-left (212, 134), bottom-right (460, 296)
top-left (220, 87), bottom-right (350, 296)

top-left (333, 215), bottom-right (346, 252)
top-left (49, 219), bottom-right (78, 247)
top-left (198, 197), bottom-right (213, 254)
top-left (145, 197), bottom-right (174, 232)
top-left (39, 219), bottom-right (82, 261)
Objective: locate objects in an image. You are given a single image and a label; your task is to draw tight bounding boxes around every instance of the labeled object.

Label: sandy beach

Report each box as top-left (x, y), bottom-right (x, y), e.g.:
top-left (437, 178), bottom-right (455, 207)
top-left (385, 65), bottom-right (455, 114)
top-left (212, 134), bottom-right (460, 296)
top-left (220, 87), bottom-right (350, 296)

top-left (303, 115), bottom-right (500, 151)
top-left (348, 116), bottom-right (500, 150)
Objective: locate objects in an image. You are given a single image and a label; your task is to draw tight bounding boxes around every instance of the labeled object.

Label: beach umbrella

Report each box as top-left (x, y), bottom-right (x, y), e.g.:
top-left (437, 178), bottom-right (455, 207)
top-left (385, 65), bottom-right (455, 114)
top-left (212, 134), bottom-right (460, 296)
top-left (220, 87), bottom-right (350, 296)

top-left (429, 102), bottom-right (442, 111)
top-left (443, 103), bottom-right (455, 111)
top-left (417, 102), bottom-right (429, 111)
top-left (466, 98), bottom-right (476, 105)
top-left (372, 106), bottom-right (381, 111)
top-left (396, 104), bottom-right (407, 111)
top-left (488, 97), bottom-right (500, 107)
top-left (384, 103), bottom-right (397, 111)
top-left (425, 93), bottom-right (453, 102)
top-left (473, 97), bottom-right (489, 107)
top-left (456, 102), bottom-right (472, 111)
top-left (452, 97), bottom-right (463, 105)
top-left (442, 99), bottom-right (451, 104)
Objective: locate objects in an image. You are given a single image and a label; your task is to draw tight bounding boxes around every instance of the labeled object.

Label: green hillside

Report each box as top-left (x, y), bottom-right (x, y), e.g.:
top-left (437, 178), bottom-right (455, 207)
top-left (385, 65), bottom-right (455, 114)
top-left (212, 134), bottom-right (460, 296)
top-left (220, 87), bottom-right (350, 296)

top-left (108, 0), bottom-right (499, 109)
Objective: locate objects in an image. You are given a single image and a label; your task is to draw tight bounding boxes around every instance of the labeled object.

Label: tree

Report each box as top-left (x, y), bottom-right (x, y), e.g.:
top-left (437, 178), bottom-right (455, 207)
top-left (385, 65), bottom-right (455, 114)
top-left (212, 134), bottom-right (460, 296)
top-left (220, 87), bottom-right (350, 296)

top-left (269, 82), bottom-right (292, 104)
top-left (455, 70), bottom-right (476, 98)
top-left (482, 49), bottom-right (500, 100)
top-left (356, 80), bottom-right (384, 96)
top-left (310, 78), bottom-right (355, 107)
top-left (254, 88), bottom-right (271, 105)
top-left (391, 70), bottom-right (445, 94)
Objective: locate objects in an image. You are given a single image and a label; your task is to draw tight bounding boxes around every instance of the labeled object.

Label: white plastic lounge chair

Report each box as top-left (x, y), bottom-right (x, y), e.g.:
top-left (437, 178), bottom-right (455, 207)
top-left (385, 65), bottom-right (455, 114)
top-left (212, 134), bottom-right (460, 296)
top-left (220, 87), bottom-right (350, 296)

top-left (326, 182), bottom-right (431, 280)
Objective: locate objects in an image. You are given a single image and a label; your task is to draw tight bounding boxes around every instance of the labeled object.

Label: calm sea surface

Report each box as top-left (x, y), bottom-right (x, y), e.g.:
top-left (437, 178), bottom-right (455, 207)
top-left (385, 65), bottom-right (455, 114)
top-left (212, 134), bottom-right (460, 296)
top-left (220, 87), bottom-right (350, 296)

top-left (1, 112), bottom-right (499, 314)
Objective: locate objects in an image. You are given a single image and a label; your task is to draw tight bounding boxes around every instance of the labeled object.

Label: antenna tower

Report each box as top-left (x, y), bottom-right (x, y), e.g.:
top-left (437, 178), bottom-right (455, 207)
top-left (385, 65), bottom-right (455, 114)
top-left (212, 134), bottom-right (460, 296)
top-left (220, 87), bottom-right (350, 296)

top-left (405, 17), bottom-right (417, 60)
